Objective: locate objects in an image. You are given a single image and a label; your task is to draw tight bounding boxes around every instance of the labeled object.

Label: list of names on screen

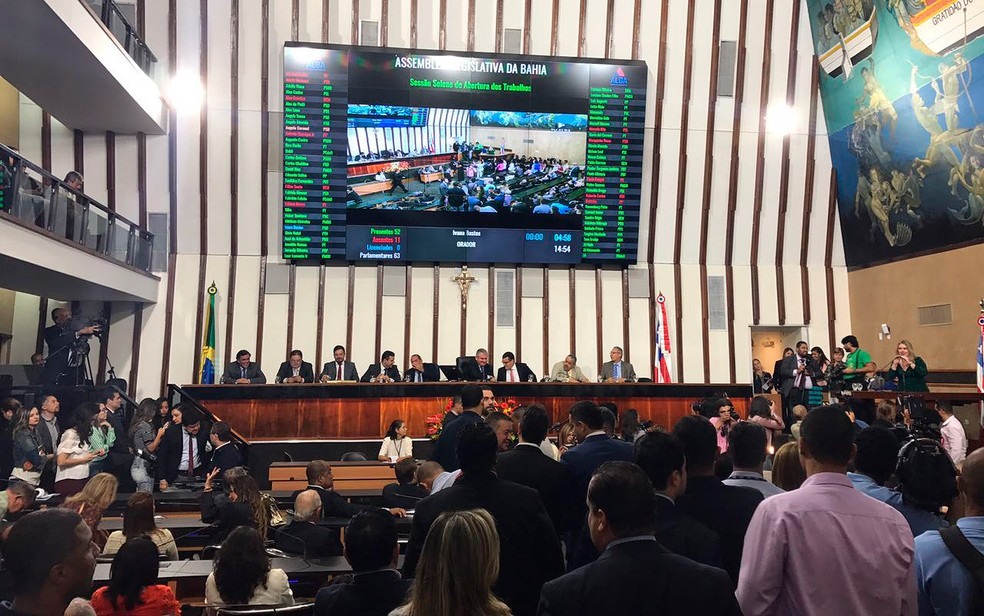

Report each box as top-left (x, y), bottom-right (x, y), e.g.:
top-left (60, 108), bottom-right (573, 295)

top-left (281, 44), bottom-right (648, 266)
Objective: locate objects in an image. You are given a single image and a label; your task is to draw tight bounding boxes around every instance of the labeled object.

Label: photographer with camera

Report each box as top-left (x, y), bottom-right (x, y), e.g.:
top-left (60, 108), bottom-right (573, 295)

top-left (697, 397), bottom-right (740, 454)
top-left (41, 308), bottom-right (104, 387)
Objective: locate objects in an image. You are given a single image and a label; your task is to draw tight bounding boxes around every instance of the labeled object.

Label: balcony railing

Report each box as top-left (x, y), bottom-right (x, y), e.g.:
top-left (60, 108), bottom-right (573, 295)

top-left (86, 0), bottom-right (157, 76)
top-left (0, 144), bottom-right (154, 273)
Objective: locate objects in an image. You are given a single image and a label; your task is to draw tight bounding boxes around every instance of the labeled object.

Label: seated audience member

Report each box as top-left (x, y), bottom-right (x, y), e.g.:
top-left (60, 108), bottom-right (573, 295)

top-left (61, 472), bottom-right (118, 551)
top-left (938, 401), bottom-right (968, 466)
top-left (207, 421), bottom-right (243, 474)
top-left (789, 404), bottom-right (807, 441)
top-left (849, 427), bottom-right (948, 537)
top-left (394, 509), bottom-right (510, 616)
top-left (431, 385), bottom-right (485, 472)
top-left (538, 461), bottom-right (740, 615)
top-left (220, 349), bottom-right (267, 384)
top-left (0, 480), bottom-right (35, 520)
top-left (634, 431), bottom-right (723, 567)
top-left (293, 459), bottom-right (406, 518)
top-left (746, 396), bottom-right (785, 452)
top-left (65, 598), bottom-right (97, 616)
top-left (157, 408), bottom-right (212, 491)
top-left (737, 406), bottom-right (916, 615)
top-left (873, 400), bottom-right (899, 429)
top-left (915, 447), bottom-right (984, 615)
top-left (496, 404), bottom-right (573, 534)
top-left (206, 527), bottom-right (294, 607)
top-left (381, 458), bottom-right (428, 509)
top-left (275, 489), bottom-right (342, 557)
top-left (201, 471), bottom-right (269, 542)
top-left (55, 403), bottom-right (101, 496)
top-left (90, 537), bottom-right (180, 616)
top-left (361, 350), bottom-right (401, 383)
top-left (672, 415), bottom-right (763, 583)
top-left (771, 441), bottom-right (806, 491)
top-left (378, 419), bottom-right (413, 461)
top-left (314, 511), bottom-right (411, 616)
top-left (403, 423), bottom-right (563, 616)
top-left (102, 492), bottom-right (178, 560)
top-left (413, 460), bottom-right (445, 494)
top-left (724, 422), bottom-right (785, 498)
top-left (275, 349), bottom-right (314, 384)
top-left (1, 509), bottom-right (97, 616)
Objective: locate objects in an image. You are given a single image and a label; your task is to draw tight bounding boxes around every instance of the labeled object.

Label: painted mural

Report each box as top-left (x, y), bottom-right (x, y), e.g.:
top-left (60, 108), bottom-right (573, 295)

top-left (806, 0), bottom-right (984, 268)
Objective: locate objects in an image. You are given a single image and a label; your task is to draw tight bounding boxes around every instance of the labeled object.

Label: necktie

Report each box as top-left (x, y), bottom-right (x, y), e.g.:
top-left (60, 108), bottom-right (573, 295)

top-left (613, 363), bottom-right (621, 380)
top-left (241, 366), bottom-right (246, 379)
top-left (416, 372), bottom-right (421, 383)
top-left (186, 433), bottom-right (195, 475)
top-left (795, 358), bottom-right (804, 388)
top-left (336, 363), bottom-right (342, 380)
top-left (509, 368), bottom-right (515, 382)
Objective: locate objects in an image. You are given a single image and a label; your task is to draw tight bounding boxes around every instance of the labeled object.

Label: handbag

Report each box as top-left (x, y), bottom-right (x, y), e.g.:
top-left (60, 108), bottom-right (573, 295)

top-left (261, 492), bottom-right (288, 527)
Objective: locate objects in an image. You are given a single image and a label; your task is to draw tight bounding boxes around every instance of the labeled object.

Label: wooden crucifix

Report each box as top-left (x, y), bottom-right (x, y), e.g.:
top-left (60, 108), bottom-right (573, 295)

top-left (451, 266), bottom-right (477, 311)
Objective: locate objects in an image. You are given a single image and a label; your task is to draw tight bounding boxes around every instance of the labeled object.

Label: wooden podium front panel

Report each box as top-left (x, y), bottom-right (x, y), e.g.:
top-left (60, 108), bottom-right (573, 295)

top-left (182, 383), bottom-right (752, 441)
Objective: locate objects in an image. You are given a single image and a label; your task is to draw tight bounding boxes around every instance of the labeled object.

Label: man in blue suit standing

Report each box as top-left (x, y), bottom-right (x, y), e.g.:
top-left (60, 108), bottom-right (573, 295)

top-left (560, 400), bottom-right (634, 566)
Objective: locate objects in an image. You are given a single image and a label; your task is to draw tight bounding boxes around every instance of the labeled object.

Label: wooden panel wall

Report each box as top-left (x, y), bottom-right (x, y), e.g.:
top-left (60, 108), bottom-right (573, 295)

top-left (9, 0), bottom-right (850, 399)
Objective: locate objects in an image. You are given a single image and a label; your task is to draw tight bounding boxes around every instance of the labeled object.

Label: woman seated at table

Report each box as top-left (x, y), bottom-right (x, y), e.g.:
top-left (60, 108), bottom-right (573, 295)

top-left (378, 419), bottom-right (413, 462)
top-left (61, 472), bottom-right (118, 551)
top-left (886, 339), bottom-right (929, 392)
top-left (102, 492), bottom-right (178, 561)
top-left (90, 537), bottom-right (181, 616)
top-left (205, 526), bottom-right (294, 607)
top-left (200, 471), bottom-right (270, 542)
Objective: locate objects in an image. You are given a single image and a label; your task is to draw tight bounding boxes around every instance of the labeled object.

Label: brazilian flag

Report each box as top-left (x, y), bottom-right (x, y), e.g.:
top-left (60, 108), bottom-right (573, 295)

top-left (200, 283), bottom-right (217, 384)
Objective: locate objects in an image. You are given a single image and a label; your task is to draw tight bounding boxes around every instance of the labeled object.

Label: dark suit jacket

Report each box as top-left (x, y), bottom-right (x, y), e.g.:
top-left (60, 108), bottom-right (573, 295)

top-left (381, 482), bottom-right (429, 509)
top-left (274, 520), bottom-right (342, 558)
top-left (315, 569), bottom-right (411, 616)
top-left (537, 538), bottom-right (740, 616)
top-left (560, 434), bottom-right (635, 504)
top-left (275, 361), bottom-right (315, 383)
top-left (207, 442), bottom-right (243, 474)
top-left (429, 411), bottom-right (483, 472)
top-left (36, 417), bottom-right (59, 456)
top-left (496, 443), bottom-right (573, 533)
top-left (674, 475), bottom-right (763, 584)
top-left (292, 485), bottom-right (381, 518)
top-left (200, 490), bottom-right (254, 543)
top-left (497, 362), bottom-right (536, 383)
top-left (220, 361), bottom-right (266, 384)
top-left (457, 356), bottom-right (493, 382)
top-left (360, 364), bottom-right (401, 383)
top-left (157, 422), bottom-right (213, 483)
top-left (320, 361), bottom-right (359, 381)
top-left (654, 494), bottom-right (723, 568)
top-left (42, 324), bottom-right (76, 385)
top-left (405, 363), bottom-right (440, 382)
top-left (403, 472), bottom-right (564, 616)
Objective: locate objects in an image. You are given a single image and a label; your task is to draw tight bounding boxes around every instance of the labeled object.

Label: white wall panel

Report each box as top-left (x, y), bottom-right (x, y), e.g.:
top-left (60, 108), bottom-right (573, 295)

top-left (229, 256), bottom-right (262, 362)
top-left (546, 270), bottom-right (570, 362)
top-left (388, 0), bottom-right (412, 48)
top-left (82, 133), bottom-right (108, 205)
top-left (679, 263), bottom-right (704, 382)
top-left (292, 265), bottom-right (321, 356)
top-left (436, 266), bottom-right (463, 364)
top-left (169, 255), bottom-right (201, 383)
top-left (520, 296), bottom-right (544, 376)
top-left (320, 265), bottom-right (350, 364)
top-left (407, 266), bottom-right (435, 363)
top-left (349, 264), bottom-right (378, 368)
top-left (554, 0), bottom-right (579, 57)
top-left (114, 135), bottom-right (139, 222)
top-left (573, 268), bottom-right (597, 378)
top-left (582, 0), bottom-right (607, 59)
top-left (443, 0), bottom-right (466, 52)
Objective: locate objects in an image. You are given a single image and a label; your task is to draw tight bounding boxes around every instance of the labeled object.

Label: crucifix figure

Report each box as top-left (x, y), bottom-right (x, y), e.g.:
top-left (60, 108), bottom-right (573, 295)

top-left (451, 266), bottom-right (477, 310)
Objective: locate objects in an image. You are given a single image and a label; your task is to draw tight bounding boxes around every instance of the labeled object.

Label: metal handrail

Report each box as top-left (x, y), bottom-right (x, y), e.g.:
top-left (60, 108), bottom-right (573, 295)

top-left (92, 0), bottom-right (158, 73)
top-left (167, 384), bottom-right (252, 451)
top-left (0, 143), bottom-right (154, 272)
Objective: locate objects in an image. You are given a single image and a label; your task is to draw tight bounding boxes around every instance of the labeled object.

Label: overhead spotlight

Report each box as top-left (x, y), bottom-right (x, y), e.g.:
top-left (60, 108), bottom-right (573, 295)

top-left (766, 104), bottom-right (796, 135)
top-left (166, 70), bottom-right (205, 113)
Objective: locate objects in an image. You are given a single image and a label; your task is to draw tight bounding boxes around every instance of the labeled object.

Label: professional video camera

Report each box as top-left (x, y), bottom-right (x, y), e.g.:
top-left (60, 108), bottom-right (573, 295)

top-left (895, 437), bottom-right (958, 514)
top-left (68, 314), bottom-right (108, 357)
top-left (692, 397), bottom-right (739, 422)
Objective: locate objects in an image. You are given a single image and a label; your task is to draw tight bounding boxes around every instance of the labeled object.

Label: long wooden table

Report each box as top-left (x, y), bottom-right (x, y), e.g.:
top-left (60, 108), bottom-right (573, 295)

top-left (182, 382), bottom-right (751, 441)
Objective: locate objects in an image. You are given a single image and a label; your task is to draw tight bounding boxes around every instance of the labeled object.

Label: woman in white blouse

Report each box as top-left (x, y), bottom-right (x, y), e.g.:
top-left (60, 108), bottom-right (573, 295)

top-left (54, 403), bottom-right (102, 497)
top-left (378, 419), bottom-right (413, 462)
top-left (206, 527), bottom-right (293, 607)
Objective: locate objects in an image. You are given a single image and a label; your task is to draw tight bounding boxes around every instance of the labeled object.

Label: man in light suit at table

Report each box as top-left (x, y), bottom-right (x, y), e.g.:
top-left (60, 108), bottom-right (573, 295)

top-left (599, 346), bottom-right (636, 383)
top-left (550, 354), bottom-right (590, 383)
top-left (320, 345), bottom-right (359, 382)
top-left (220, 349), bottom-right (267, 384)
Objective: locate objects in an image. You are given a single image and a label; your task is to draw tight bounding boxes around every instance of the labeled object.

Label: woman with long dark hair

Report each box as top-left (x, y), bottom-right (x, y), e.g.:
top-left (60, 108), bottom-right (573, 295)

top-left (808, 347), bottom-right (830, 408)
top-left (90, 537), bottom-right (180, 616)
top-left (87, 404), bottom-right (116, 477)
top-left (151, 397), bottom-right (170, 431)
top-left (102, 492), bottom-right (178, 560)
top-left (617, 409), bottom-right (644, 443)
top-left (378, 419), bottom-right (413, 461)
top-left (129, 399), bottom-right (167, 493)
top-left (200, 472), bottom-right (269, 542)
top-left (9, 407), bottom-right (53, 487)
top-left (205, 526), bottom-right (293, 606)
top-left (747, 396), bottom-right (786, 453)
top-left (55, 403), bottom-right (101, 496)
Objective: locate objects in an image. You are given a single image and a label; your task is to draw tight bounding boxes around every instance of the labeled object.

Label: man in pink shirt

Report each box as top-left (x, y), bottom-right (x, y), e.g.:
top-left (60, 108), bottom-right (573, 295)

top-left (736, 405), bottom-right (916, 616)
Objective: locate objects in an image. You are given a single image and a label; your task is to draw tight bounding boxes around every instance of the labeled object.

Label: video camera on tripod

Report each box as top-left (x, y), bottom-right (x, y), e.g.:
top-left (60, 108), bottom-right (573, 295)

top-left (68, 314), bottom-right (108, 359)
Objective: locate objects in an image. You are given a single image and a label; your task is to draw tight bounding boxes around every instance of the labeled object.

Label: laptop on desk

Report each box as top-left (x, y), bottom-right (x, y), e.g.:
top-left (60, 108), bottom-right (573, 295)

top-left (439, 365), bottom-right (461, 381)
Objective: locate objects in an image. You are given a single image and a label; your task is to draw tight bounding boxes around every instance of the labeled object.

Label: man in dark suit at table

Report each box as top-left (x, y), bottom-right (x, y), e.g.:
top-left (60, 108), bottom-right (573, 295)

top-left (320, 345), bottom-right (359, 382)
top-left (537, 462), bottom-right (740, 616)
top-left (275, 349), bottom-right (314, 384)
top-left (497, 351), bottom-right (536, 383)
top-left (405, 353), bottom-right (440, 382)
top-left (157, 408), bottom-right (212, 491)
top-left (292, 460), bottom-right (406, 518)
top-left (430, 385), bottom-right (484, 472)
top-left (315, 510), bottom-right (411, 616)
top-left (206, 422), bottom-right (243, 475)
top-left (458, 348), bottom-right (494, 382)
top-left (404, 422), bottom-right (564, 616)
top-left (220, 349), bottom-right (267, 384)
top-left (275, 489), bottom-right (342, 558)
top-left (496, 404), bottom-right (572, 534)
top-left (360, 350), bottom-right (401, 383)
